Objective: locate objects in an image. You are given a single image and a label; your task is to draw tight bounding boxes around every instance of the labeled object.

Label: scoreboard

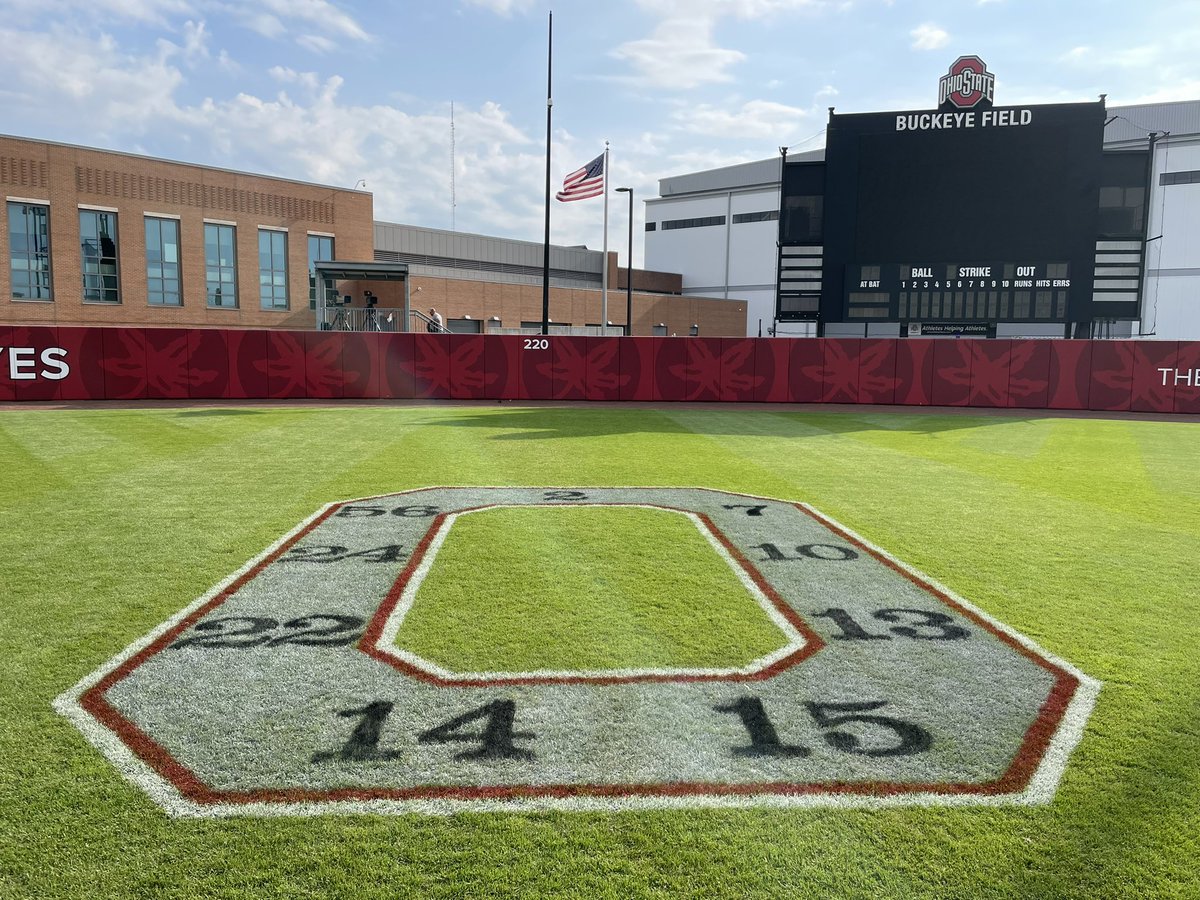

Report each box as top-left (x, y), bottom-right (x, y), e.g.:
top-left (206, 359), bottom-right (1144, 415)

top-left (809, 96), bottom-right (1107, 329)
top-left (846, 261), bottom-right (1073, 323)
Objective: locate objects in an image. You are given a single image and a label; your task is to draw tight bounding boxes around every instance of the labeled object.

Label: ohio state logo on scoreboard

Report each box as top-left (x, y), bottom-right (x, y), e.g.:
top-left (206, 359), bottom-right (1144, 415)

top-left (938, 56), bottom-right (995, 110)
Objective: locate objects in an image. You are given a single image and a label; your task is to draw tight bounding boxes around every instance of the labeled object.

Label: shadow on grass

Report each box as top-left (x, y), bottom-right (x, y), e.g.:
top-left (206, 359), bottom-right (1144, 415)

top-left (427, 406), bottom-right (1034, 441)
top-left (173, 409), bottom-right (266, 417)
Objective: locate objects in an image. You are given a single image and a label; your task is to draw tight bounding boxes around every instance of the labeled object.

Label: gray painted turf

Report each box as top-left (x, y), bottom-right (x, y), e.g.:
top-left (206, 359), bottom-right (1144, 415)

top-left (102, 487), bottom-right (1066, 799)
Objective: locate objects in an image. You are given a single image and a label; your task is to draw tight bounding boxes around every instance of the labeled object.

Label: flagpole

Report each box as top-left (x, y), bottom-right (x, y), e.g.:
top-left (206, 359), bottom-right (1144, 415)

top-left (541, 11), bottom-right (553, 336)
top-left (601, 141), bottom-right (609, 333)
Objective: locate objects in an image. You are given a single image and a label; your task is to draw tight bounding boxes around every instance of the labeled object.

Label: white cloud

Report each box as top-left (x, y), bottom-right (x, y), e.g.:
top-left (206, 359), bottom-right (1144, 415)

top-left (910, 22), bottom-right (949, 51)
top-left (613, 18), bottom-right (746, 89)
top-left (1114, 79), bottom-right (1200, 105)
top-left (673, 99), bottom-right (809, 139)
top-left (257, 0), bottom-right (369, 41)
top-left (462, 0), bottom-right (539, 14)
top-left (615, 0), bottom-right (834, 91)
top-left (635, 0), bottom-right (828, 17)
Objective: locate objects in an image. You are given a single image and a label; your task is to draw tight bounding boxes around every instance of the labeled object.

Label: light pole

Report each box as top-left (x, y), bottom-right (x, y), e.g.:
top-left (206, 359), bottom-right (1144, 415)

top-left (616, 187), bottom-right (633, 336)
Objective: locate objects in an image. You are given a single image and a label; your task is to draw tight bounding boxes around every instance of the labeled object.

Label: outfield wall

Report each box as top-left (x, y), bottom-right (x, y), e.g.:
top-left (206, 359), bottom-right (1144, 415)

top-left (2, 327), bottom-right (1198, 413)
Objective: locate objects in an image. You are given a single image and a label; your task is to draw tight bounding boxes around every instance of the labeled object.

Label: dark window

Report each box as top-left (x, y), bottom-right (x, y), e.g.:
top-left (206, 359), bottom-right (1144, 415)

top-left (1160, 170), bottom-right (1200, 185)
top-left (1098, 151), bottom-right (1148, 236)
top-left (80, 209), bottom-right (119, 303)
top-left (145, 217), bottom-right (182, 306)
top-left (661, 215), bottom-right (725, 231)
top-left (259, 230), bottom-right (288, 310)
top-left (205, 223), bottom-right (238, 307)
top-left (732, 210), bottom-right (779, 224)
top-left (8, 202), bottom-right (52, 300)
top-left (644, 221), bottom-right (657, 232)
top-left (780, 161), bottom-right (825, 244)
top-left (308, 234), bottom-right (335, 309)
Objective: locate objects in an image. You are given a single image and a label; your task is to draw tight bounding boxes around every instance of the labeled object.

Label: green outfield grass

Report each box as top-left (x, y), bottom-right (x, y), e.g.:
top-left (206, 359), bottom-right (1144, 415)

top-left (398, 505), bottom-right (787, 672)
top-left (1, 403), bottom-right (1198, 899)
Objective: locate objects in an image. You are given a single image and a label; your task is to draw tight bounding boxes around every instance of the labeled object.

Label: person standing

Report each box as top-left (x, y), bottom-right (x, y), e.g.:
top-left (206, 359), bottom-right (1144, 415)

top-left (428, 308), bottom-right (444, 332)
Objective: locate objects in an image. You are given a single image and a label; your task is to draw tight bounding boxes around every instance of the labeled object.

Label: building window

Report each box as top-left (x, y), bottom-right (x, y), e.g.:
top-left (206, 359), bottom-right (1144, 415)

top-left (259, 229), bottom-right (288, 310)
top-left (145, 217), bottom-right (182, 306)
top-left (8, 202), bottom-right (52, 300)
top-left (644, 221), bottom-right (657, 232)
top-left (732, 210), bottom-right (779, 224)
top-left (661, 215), bottom-right (726, 231)
top-left (204, 223), bottom-right (238, 308)
top-left (308, 234), bottom-right (336, 309)
top-left (80, 209), bottom-right (120, 303)
top-left (1159, 170), bottom-right (1200, 186)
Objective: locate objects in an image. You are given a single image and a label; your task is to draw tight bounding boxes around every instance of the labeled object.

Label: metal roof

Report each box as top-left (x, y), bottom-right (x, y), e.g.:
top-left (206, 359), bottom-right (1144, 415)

top-left (656, 149), bottom-right (824, 198)
top-left (1105, 100), bottom-right (1200, 146)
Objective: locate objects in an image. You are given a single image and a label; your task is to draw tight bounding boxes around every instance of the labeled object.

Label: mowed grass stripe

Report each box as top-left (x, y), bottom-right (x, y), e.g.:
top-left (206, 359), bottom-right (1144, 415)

top-left (1, 405), bottom-right (1198, 899)
top-left (395, 505), bottom-right (788, 672)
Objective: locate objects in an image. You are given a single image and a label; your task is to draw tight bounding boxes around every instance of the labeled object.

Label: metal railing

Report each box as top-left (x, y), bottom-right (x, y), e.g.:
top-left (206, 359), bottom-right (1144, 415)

top-left (320, 306), bottom-right (404, 332)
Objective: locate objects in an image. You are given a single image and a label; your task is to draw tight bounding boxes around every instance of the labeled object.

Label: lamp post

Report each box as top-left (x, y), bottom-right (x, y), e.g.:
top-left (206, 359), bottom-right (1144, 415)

top-left (615, 187), bottom-right (633, 336)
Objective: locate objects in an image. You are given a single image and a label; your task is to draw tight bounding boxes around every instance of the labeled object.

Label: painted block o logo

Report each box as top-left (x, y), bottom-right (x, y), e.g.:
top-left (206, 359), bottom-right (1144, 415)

top-left (55, 487), bottom-right (1099, 817)
top-left (939, 55), bottom-right (996, 109)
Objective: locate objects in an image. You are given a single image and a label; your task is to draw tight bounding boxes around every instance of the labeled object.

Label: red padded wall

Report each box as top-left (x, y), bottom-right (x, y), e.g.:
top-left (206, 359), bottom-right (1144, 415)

top-left (1174, 343), bottom-right (1200, 414)
top-left (412, 333), bottom-right (452, 399)
top-left (56, 327), bottom-right (106, 401)
top-left (552, 336), bottom-right (589, 401)
top-left (3, 327), bottom-right (1197, 415)
top-left (228, 330), bottom-right (269, 399)
top-left (788, 338), bottom-right (823, 403)
top-left (1006, 340), bottom-right (1051, 409)
top-left (931, 340), bottom-right (972, 407)
top-left (1129, 341), bottom-right (1179, 413)
top-left (754, 338), bottom-right (789, 403)
top-left (720, 338), bottom-right (759, 403)
top-left (585, 336), bottom-right (624, 401)
top-left (968, 339), bottom-right (1012, 408)
top-left (1088, 341), bottom-right (1135, 411)
top-left (0, 326), bottom-right (13, 403)
top-left (1046, 340), bottom-right (1092, 410)
top-left (187, 328), bottom-right (231, 400)
top-left (858, 340), bottom-right (898, 405)
top-left (894, 339), bottom-right (936, 406)
top-left (10, 327), bottom-right (61, 402)
top-left (820, 339), bottom-right (861, 404)
top-left (101, 328), bottom-right (149, 400)
top-left (380, 333), bottom-right (417, 400)
top-left (447, 334), bottom-right (488, 400)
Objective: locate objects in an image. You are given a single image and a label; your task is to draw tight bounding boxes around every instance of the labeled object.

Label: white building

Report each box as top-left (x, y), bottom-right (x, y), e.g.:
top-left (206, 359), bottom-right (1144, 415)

top-left (646, 100), bottom-right (1200, 340)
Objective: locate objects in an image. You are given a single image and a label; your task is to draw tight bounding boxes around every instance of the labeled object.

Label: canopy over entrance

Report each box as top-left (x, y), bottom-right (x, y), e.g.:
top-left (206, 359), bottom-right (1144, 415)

top-left (313, 260), bottom-right (412, 332)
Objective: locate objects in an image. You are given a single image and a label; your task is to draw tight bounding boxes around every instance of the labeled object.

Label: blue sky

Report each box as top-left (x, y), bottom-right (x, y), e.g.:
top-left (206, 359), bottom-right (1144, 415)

top-left (2, 0), bottom-right (1196, 264)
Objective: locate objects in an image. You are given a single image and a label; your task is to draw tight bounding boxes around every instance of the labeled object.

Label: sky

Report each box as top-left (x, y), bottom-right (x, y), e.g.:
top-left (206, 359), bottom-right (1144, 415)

top-left (2, 0), bottom-right (1197, 266)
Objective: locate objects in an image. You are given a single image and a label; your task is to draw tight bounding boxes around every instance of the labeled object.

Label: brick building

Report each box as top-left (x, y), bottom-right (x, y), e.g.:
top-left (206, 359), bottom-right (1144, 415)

top-left (2, 135), bottom-right (747, 337)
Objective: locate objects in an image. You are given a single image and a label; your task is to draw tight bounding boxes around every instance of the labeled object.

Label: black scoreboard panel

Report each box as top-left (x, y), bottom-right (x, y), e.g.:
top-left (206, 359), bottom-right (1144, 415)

top-left (820, 101), bottom-right (1105, 326)
top-left (846, 261), bottom-right (1073, 322)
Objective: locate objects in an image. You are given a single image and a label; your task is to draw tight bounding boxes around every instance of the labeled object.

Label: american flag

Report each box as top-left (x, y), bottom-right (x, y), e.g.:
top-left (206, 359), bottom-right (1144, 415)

top-left (556, 152), bottom-right (605, 202)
